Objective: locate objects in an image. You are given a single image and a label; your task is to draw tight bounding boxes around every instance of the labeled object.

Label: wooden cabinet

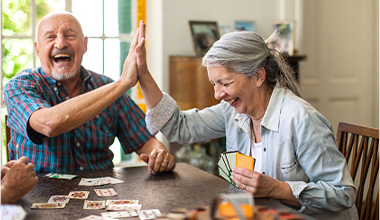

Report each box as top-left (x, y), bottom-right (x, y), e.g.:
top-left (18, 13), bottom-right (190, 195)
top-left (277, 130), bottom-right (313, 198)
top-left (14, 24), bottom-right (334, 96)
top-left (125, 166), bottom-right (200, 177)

top-left (169, 55), bottom-right (306, 110)
top-left (169, 56), bottom-right (220, 110)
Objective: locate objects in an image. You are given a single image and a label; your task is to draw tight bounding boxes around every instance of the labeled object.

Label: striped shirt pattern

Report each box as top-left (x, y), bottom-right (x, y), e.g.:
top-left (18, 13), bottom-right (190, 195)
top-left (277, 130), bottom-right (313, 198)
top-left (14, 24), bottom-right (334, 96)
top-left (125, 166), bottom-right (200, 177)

top-left (4, 67), bottom-right (152, 173)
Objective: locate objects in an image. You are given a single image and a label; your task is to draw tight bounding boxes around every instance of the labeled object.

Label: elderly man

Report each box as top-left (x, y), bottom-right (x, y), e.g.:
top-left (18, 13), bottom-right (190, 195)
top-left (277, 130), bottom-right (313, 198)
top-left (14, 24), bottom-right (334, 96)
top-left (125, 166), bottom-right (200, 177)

top-left (4, 12), bottom-right (175, 174)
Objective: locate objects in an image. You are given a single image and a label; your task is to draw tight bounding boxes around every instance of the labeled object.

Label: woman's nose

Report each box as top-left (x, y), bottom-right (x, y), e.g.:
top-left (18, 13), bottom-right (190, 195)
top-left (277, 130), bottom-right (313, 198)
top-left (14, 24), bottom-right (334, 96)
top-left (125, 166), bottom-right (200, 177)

top-left (214, 86), bottom-right (225, 100)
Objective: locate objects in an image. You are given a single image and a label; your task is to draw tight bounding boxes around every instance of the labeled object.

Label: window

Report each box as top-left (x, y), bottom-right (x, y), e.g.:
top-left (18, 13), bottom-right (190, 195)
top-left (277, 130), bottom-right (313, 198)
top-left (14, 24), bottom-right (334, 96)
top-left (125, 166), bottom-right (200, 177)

top-left (1, 0), bottom-right (138, 165)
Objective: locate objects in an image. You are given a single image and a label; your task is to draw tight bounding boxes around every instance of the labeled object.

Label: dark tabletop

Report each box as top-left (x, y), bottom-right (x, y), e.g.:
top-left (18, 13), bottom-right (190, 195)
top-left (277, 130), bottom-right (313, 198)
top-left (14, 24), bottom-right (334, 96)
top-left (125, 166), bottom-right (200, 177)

top-left (16, 162), bottom-right (314, 220)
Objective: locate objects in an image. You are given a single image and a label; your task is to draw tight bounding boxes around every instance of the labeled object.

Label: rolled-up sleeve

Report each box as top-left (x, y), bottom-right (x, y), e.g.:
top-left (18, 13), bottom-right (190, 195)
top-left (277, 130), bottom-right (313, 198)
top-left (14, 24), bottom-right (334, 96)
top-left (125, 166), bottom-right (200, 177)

top-left (145, 93), bottom-right (177, 135)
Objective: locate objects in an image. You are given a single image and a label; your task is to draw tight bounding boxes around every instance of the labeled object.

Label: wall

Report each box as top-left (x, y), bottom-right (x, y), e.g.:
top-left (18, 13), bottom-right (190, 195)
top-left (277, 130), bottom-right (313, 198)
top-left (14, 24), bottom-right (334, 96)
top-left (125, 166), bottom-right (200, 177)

top-left (374, 0), bottom-right (379, 128)
top-left (146, 0), bottom-right (285, 93)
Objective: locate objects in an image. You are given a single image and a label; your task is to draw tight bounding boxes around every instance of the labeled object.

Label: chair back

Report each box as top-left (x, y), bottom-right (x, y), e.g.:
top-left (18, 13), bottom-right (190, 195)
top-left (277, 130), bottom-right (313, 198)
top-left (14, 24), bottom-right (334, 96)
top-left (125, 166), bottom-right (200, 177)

top-left (336, 122), bottom-right (379, 220)
top-left (5, 115), bottom-right (10, 161)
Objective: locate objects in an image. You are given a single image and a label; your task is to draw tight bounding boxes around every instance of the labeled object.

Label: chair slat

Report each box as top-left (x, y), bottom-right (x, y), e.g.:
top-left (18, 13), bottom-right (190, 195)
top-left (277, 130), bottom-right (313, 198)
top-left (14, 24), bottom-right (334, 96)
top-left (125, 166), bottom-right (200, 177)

top-left (337, 122), bottom-right (379, 220)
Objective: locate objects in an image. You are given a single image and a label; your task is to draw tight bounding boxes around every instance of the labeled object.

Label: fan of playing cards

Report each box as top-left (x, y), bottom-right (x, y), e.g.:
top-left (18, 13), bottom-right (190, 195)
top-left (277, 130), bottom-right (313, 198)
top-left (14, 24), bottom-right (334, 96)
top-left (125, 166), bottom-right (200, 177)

top-left (218, 151), bottom-right (255, 187)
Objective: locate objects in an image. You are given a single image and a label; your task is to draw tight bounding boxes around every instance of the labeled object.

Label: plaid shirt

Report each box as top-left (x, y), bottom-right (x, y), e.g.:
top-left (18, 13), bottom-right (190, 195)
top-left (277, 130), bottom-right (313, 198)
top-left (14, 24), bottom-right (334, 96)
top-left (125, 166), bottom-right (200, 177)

top-left (4, 67), bottom-right (152, 173)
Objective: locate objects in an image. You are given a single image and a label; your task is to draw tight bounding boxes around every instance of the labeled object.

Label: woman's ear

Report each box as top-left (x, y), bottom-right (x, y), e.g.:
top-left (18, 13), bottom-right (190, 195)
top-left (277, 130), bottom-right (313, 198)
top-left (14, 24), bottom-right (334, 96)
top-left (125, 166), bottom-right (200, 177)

top-left (255, 67), bottom-right (266, 87)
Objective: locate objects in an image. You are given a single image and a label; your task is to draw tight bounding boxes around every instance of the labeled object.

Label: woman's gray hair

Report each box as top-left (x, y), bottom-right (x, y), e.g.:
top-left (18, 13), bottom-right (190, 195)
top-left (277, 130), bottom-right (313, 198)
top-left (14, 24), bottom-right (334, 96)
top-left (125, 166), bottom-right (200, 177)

top-left (202, 31), bottom-right (301, 97)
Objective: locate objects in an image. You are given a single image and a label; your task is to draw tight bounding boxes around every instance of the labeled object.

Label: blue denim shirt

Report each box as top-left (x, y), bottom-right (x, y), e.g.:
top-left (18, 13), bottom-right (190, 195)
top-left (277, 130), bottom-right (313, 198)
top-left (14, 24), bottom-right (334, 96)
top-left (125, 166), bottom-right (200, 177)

top-left (146, 86), bottom-right (358, 220)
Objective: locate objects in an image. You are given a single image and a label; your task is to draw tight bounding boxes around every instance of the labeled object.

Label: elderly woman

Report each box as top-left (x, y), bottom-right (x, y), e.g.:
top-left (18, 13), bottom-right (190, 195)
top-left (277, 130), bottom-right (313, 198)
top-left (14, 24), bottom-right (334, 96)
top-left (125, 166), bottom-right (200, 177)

top-left (135, 22), bottom-right (357, 220)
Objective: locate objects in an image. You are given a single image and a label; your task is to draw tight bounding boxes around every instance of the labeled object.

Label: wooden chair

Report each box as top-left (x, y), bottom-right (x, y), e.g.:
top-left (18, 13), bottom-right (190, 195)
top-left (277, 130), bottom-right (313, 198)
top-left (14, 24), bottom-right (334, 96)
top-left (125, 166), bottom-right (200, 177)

top-left (336, 122), bottom-right (379, 220)
top-left (5, 115), bottom-right (10, 162)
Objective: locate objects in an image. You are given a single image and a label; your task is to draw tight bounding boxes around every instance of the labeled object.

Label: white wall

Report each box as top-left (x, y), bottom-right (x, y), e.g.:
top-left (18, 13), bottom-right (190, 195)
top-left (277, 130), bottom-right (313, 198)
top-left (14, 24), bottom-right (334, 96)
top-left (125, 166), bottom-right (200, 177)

top-left (147, 0), bottom-right (286, 93)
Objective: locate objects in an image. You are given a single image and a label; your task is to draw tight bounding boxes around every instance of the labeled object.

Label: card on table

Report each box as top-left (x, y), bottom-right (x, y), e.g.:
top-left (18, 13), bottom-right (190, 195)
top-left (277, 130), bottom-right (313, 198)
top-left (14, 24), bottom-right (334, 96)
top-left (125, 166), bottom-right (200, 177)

top-left (68, 191), bottom-right (90, 199)
top-left (83, 200), bottom-right (106, 210)
top-left (107, 204), bottom-right (142, 211)
top-left (79, 177), bottom-right (124, 186)
top-left (31, 203), bottom-right (66, 209)
top-left (106, 199), bottom-right (139, 206)
top-left (94, 188), bottom-right (117, 197)
top-left (47, 195), bottom-right (70, 203)
top-left (78, 214), bottom-right (115, 220)
top-left (101, 211), bottom-right (138, 218)
top-left (100, 177), bottom-right (124, 185)
top-left (218, 151), bottom-right (255, 187)
top-left (137, 209), bottom-right (162, 220)
top-left (45, 173), bottom-right (78, 180)
top-left (79, 178), bottom-right (102, 186)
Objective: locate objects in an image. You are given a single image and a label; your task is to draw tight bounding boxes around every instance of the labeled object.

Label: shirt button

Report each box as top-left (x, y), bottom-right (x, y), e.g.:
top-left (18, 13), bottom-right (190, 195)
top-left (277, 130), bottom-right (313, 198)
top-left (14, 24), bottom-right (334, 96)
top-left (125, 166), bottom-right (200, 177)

top-left (80, 167), bottom-right (84, 171)
top-left (57, 82), bottom-right (61, 86)
top-left (105, 130), bottom-right (109, 134)
top-left (54, 87), bottom-right (58, 91)
top-left (65, 96), bottom-right (70, 100)
top-left (263, 148), bottom-right (266, 152)
top-left (76, 142), bottom-right (80, 147)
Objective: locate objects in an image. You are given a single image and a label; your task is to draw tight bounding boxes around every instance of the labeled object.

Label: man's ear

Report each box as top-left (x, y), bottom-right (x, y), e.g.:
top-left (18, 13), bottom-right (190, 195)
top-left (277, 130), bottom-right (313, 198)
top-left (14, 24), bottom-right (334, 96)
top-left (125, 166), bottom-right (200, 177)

top-left (34, 41), bottom-right (39, 56)
top-left (84, 37), bottom-right (88, 53)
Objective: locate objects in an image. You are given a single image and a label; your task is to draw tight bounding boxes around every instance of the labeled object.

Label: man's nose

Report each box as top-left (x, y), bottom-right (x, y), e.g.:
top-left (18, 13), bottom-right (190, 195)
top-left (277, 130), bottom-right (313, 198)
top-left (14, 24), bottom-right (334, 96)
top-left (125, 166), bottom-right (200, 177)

top-left (54, 34), bottom-right (68, 49)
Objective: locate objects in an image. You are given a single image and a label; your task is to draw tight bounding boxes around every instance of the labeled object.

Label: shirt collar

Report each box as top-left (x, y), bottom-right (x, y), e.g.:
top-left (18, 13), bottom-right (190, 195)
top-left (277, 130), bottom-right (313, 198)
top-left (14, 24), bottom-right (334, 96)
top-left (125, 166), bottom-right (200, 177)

top-left (234, 85), bottom-right (286, 133)
top-left (261, 85), bottom-right (286, 132)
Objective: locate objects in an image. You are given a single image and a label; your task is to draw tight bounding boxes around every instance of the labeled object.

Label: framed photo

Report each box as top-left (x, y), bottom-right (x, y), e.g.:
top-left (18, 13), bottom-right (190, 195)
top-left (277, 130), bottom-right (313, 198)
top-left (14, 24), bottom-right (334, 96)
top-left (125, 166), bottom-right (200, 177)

top-left (189, 21), bottom-right (220, 56)
top-left (235, 21), bottom-right (255, 31)
top-left (269, 20), bottom-right (295, 55)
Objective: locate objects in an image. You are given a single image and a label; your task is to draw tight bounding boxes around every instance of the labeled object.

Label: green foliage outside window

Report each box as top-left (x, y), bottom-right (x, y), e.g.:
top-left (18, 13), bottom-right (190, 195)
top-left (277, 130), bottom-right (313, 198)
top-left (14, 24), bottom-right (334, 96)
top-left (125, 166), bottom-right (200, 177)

top-left (2, 0), bottom-right (52, 84)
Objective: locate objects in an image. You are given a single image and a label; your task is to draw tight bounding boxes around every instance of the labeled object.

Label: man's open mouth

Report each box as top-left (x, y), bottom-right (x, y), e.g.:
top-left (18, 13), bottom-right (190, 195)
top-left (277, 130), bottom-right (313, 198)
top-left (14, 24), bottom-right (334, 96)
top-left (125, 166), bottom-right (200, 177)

top-left (52, 54), bottom-right (72, 63)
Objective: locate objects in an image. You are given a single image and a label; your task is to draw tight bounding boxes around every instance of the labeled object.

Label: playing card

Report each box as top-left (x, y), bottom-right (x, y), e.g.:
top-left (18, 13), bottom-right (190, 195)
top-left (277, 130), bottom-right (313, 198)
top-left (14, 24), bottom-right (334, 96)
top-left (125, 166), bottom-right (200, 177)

top-left (218, 151), bottom-right (256, 187)
top-left (83, 200), bottom-right (106, 210)
top-left (107, 204), bottom-right (142, 211)
top-left (78, 214), bottom-right (115, 220)
top-left (236, 153), bottom-right (255, 170)
top-left (218, 156), bottom-right (231, 180)
top-left (106, 199), bottom-right (139, 206)
top-left (79, 178), bottom-right (102, 186)
top-left (94, 188), bottom-right (117, 197)
top-left (101, 211), bottom-right (138, 218)
top-left (1, 204), bottom-right (27, 220)
top-left (49, 173), bottom-right (78, 180)
top-left (68, 191), bottom-right (90, 199)
top-left (100, 177), bottom-right (124, 185)
top-left (224, 151), bottom-right (238, 171)
top-left (138, 209), bottom-right (162, 220)
top-left (47, 195), bottom-right (70, 203)
top-left (31, 203), bottom-right (65, 209)
top-left (44, 173), bottom-right (54, 178)
top-left (217, 153), bottom-right (237, 187)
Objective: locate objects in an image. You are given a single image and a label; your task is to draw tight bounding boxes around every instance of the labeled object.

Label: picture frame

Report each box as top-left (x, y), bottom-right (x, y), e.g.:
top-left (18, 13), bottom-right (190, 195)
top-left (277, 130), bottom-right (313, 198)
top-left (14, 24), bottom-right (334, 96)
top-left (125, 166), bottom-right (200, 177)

top-left (235, 21), bottom-right (255, 32)
top-left (269, 20), bottom-right (295, 56)
top-left (189, 21), bottom-right (220, 56)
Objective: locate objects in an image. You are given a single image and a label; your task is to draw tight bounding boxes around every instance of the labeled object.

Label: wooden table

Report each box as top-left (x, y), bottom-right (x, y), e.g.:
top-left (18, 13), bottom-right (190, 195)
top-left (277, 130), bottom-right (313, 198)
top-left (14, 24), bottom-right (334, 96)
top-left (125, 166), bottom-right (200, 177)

top-left (16, 163), bottom-right (314, 220)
